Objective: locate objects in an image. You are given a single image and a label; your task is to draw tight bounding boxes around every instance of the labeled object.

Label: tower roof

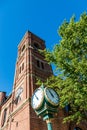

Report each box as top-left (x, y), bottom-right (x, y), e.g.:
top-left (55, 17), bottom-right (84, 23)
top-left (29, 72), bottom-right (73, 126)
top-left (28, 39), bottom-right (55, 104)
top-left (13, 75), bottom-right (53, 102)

top-left (18, 30), bottom-right (45, 47)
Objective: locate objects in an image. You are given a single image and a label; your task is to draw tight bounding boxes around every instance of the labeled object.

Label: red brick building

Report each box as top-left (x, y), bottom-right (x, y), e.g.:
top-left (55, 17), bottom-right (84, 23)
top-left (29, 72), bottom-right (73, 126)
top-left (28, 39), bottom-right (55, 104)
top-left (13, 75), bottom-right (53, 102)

top-left (0, 31), bottom-right (86, 130)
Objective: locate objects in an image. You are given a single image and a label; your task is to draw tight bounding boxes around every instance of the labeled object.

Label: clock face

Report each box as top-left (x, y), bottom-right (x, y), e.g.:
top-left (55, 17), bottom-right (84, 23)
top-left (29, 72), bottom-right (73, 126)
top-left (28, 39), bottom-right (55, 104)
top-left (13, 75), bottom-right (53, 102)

top-left (16, 87), bottom-right (23, 98)
top-left (31, 88), bottom-right (44, 110)
top-left (15, 87), bottom-right (23, 104)
top-left (44, 87), bottom-right (59, 106)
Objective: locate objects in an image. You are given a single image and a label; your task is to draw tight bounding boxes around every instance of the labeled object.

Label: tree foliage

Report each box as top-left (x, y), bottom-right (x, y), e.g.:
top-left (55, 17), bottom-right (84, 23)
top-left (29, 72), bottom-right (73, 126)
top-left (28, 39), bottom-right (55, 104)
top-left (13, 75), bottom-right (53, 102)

top-left (44, 12), bottom-right (87, 124)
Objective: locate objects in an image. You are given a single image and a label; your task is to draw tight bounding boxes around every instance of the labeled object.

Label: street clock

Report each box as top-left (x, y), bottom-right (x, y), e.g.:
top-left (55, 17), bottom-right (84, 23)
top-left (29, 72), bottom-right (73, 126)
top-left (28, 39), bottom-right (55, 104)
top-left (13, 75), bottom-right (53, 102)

top-left (31, 85), bottom-right (60, 130)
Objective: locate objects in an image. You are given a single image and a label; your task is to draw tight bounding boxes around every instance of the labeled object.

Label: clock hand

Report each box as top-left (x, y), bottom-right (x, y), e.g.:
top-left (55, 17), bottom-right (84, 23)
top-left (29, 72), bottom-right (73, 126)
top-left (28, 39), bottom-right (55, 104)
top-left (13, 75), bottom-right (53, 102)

top-left (35, 94), bottom-right (39, 100)
top-left (49, 90), bottom-right (54, 98)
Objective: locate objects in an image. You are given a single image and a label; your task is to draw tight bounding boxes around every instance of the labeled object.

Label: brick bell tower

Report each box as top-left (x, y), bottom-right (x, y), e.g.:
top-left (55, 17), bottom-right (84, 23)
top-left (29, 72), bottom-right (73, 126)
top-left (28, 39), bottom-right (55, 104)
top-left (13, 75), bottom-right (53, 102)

top-left (11, 31), bottom-right (52, 130)
top-left (0, 31), bottom-right (86, 130)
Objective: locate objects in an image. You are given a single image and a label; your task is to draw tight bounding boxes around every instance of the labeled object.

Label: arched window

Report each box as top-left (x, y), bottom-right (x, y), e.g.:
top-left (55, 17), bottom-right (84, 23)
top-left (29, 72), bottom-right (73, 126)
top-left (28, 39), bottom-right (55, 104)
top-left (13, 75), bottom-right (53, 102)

top-left (19, 66), bottom-right (21, 73)
top-left (22, 63), bottom-right (24, 70)
top-left (21, 45), bottom-right (25, 52)
top-left (74, 127), bottom-right (82, 130)
top-left (1, 108), bottom-right (7, 127)
top-left (9, 103), bottom-right (11, 114)
top-left (37, 60), bottom-right (40, 68)
top-left (33, 42), bottom-right (40, 49)
top-left (41, 62), bottom-right (44, 69)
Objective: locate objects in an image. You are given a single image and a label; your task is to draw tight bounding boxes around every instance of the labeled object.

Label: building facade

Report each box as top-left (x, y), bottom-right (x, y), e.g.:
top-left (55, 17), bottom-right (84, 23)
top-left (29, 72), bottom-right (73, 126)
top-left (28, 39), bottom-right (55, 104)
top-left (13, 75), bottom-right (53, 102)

top-left (0, 31), bottom-right (86, 130)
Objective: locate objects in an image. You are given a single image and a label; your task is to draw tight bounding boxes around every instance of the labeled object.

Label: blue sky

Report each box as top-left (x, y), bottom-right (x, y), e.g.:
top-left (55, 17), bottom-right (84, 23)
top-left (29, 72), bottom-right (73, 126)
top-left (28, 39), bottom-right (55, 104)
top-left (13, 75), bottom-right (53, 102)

top-left (0, 0), bottom-right (87, 95)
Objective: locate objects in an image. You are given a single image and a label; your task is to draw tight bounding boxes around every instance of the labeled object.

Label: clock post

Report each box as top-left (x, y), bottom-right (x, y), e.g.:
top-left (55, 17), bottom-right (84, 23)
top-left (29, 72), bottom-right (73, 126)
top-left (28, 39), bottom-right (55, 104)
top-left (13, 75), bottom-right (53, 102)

top-left (46, 119), bottom-right (53, 130)
top-left (31, 84), bottom-right (59, 130)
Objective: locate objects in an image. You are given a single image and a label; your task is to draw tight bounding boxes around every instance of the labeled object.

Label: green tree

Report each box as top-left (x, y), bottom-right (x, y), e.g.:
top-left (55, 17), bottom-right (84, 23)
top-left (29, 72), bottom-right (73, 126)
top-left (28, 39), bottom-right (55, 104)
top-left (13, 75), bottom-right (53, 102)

top-left (44, 12), bottom-right (87, 124)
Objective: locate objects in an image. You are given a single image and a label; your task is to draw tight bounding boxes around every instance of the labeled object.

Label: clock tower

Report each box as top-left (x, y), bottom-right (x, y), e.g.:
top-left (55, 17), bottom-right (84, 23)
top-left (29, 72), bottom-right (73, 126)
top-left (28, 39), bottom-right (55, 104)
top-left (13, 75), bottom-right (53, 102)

top-left (0, 31), bottom-right (87, 130)
top-left (0, 31), bottom-right (85, 130)
top-left (11, 31), bottom-right (52, 130)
